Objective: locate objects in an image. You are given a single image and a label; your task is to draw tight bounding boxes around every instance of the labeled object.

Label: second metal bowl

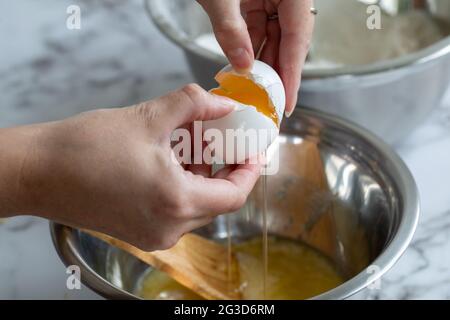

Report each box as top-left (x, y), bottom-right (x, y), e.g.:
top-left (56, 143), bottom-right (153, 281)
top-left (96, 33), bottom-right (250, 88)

top-left (145, 0), bottom-right (450, 144)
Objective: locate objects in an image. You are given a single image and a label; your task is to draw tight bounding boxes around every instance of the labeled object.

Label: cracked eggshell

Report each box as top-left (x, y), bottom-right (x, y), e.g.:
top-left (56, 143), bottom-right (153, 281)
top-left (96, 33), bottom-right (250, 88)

top-left (217, 60), bottom-right (286, 125)
top-left (203, 101), bottom-right (279, 164)
top-left (203, 60), bottom-right (286, 164)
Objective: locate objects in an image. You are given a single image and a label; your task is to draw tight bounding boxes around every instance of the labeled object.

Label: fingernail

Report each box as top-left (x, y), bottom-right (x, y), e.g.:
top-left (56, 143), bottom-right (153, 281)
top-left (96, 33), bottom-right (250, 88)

top-left (214, 95), bottom-right (238, 110)
top-left (227, 48), bottom-right (252, 74)
top-left (285, 109), bottom-right (294, 118)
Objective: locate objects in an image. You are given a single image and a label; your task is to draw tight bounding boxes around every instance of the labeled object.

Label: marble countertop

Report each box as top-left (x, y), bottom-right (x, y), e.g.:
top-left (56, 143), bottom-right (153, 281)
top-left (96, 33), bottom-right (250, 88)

top-left (1, 1), bottom-right (449, 299)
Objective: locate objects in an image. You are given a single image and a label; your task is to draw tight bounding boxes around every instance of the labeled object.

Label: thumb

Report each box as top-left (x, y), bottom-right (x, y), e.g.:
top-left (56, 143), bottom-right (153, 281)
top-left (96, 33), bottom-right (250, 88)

top-left (158, 84), bottom-right (236, 130)
top-left (197, 0), bottom-right (254, 72)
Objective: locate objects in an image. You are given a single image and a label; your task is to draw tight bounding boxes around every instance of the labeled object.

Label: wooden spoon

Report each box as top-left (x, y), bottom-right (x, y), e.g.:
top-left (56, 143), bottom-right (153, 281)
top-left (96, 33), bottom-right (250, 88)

top-left (84, 230), bottom-right (241, 300)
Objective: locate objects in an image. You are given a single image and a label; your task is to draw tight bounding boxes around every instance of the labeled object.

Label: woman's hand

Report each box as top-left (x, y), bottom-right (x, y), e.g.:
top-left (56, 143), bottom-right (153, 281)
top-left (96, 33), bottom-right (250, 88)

top-left (198, 0), bottom-right (315, 117)
top-left (0, 84), bottom-right (261, 251)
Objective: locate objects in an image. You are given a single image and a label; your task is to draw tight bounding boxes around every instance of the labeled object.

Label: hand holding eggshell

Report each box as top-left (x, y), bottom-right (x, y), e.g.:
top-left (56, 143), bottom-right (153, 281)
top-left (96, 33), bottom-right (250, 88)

top-left (203, 60), bottom-right (286, 164)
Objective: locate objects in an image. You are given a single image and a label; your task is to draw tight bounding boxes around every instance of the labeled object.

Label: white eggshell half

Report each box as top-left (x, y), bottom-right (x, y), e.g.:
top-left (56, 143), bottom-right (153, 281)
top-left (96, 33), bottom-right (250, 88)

top-left (203, 101), bottom-right (279, 164)
top-left (216, 60), bottom-right (286, 125)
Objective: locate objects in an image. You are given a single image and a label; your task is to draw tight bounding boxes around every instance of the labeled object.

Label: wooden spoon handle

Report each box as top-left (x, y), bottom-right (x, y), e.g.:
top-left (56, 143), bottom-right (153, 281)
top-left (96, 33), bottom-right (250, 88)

top-left (82, 229), bottom-right (241, 300)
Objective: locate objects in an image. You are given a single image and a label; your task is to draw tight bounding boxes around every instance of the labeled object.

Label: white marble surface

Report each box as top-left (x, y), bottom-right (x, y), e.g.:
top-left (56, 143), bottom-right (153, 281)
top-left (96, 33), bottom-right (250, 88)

top-left (0, 1), bottom-right (449, 299)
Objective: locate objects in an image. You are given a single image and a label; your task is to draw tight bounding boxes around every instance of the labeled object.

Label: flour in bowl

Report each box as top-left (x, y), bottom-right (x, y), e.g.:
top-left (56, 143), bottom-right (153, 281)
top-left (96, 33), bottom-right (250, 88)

top-left (310, 0), bottom-right (448, 66)
top-left (194, 1), bottom-right (449, 68)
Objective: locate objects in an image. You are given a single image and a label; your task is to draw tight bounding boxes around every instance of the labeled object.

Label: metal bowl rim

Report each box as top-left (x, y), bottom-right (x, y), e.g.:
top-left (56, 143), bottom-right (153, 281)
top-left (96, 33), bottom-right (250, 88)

top-left (297, 109), bottom-right (420, 299)
top-left (49, 108), bottom-right (420, 300)
top-left (49, 223), bottom-right (137, 299)
top-left (144, 0), bottom-right (450, 79)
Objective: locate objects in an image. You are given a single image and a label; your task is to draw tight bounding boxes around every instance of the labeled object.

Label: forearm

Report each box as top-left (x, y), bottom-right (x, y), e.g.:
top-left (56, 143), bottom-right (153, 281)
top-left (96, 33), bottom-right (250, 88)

top-left (0, 88), bottom-right (259, 250)
top-left (0, 124), bottom-right (43, 217)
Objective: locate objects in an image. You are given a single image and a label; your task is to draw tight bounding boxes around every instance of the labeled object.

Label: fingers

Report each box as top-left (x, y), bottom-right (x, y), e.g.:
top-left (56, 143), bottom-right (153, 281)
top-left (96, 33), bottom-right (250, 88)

top-left (187, 163), bottom-right (211, 178)
top-left (197, 0), bottom-right (254, 72)
top-left (180, 216), bottom-right (214, 236)
top-left (186, 161), bottom-right (262, 216)
top-left (260, 20), bottom-right (281, 68)
top-left (245, 10), bottom-right (267, 55)
top-left (278, 0), bottom-right (315, 116)
top-left (156, 84), bottom-right (237, 132)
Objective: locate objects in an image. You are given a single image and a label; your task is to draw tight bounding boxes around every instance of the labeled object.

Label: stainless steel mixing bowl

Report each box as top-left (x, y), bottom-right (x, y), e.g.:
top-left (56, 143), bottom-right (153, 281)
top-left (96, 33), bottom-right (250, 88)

top-left (50, 108), bottom-right (419, 300)
top-left (145, 0), bottom-right (450, 144)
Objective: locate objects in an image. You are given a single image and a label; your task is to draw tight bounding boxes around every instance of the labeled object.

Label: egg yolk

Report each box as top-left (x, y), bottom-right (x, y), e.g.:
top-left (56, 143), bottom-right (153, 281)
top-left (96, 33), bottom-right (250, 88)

top-left (211, 73), bottom-right (279, 126)
top-left (137, 236), bottom-right (344, 300)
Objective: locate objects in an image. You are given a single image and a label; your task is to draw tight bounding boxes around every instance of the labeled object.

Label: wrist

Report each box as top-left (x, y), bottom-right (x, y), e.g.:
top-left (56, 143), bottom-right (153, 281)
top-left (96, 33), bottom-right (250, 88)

top-left (0, 123), bottom-right (51, 217)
